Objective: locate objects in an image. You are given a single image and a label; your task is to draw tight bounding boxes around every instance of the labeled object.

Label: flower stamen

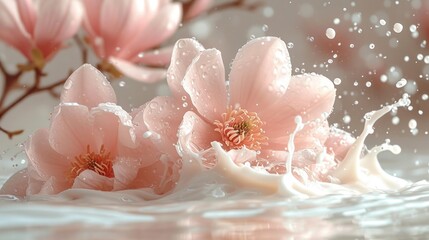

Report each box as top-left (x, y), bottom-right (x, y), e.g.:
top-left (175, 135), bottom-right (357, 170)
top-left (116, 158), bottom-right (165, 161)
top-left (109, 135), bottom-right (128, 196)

top-left (69, 145), bottom-right (114, 179)
top-left (214, 107), bottom-right (268, 151)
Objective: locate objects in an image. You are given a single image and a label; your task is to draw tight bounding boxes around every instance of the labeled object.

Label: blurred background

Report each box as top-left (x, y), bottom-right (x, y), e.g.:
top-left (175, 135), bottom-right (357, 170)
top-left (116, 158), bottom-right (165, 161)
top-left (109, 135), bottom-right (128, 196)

top-left (1, 0), bottom-right (428, 160)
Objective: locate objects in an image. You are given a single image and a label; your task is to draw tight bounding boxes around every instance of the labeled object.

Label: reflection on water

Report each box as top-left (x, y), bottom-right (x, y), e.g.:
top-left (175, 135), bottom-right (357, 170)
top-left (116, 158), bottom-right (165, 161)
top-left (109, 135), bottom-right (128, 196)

top-left (1, 154), bottom-right (429, 240)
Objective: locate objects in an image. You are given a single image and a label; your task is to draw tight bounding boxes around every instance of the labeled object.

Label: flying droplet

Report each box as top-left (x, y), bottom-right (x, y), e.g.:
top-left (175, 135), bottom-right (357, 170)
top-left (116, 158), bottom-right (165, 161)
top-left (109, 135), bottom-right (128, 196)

top-left (393, 23), bottom-right (403, 33)
top-left (325, 28), bottom-right (336, 39)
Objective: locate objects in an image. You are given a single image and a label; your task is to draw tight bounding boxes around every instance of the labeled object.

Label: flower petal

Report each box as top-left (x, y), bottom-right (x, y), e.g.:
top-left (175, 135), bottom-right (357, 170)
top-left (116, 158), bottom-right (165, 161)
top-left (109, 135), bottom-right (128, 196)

top-left (60, 64), bottom-right (117, 108)
top-left (120, 2), bottom-right (182, 60)
top-left (182, 49), bottom-right (227, 122)
top-left (112, 157), bottom-right (140, 191)
top-left (262, 74), bottom-right (336, 139)
top-left (49, 104), bottom-right (94, 157)
top-left (109, 57), bottom-right (166, 83)
top-left (178, 111), bottom-right (221, 155)
top-left (143, 96), bottom-right (185, 155)
top-left (72, 170), bottom-right (114, 191)
top-left (26, 129), bottom-right (71, 180)
top-left (167, 38), bottom-right (204, 99)
top-left (132, 46), bottom-right (173, 67)
top-left (98, 0), bottom-right (146, 57)
top-left (91, 103), bottom-right (136, 149)
top-left (16, 0), bottom-right (36, 35)
top-left (0, 168), bottom-right (28, 197)
top-left (0, 0), bottom-right (32, 59)
top-left (325, 127), bottom-right (355, 161)
top-left (229, 37), bottom-right (292, 113)
top-left (82, 0), bottom-right (103, 37)
top-left (34, 0), bottom-right (83, 59)
top-left (130, 155), bottom-right (179, 194)
top-left (38, 177), bottom-right (70, 195)
top-left (268, 119), bottom-right (330, 151)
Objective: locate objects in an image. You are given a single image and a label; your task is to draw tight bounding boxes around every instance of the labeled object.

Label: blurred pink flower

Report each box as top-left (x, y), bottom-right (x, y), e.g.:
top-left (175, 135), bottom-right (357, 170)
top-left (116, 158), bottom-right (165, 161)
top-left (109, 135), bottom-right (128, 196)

top-left (144, 37), bottom-right (349, 180)
top-left (82, 0), bottom-right (183, 82)
top-left (0, 64), bottom-right (179, 196)
top-left (0, 0), bottom-right (83, 68)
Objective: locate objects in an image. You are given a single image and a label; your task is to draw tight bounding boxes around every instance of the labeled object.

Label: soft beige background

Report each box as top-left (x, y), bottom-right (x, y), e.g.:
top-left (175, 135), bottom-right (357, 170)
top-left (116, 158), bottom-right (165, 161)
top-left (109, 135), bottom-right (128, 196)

top-left (1, 0), bottom-right (428, 159)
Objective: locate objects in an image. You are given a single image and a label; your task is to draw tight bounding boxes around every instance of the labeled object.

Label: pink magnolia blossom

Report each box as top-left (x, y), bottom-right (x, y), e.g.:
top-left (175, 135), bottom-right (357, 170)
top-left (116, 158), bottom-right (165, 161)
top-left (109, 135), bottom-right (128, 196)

top-left (82, 0), bottom-right (183, 83)
top-left (0, 64), bottom-right (179, 196)
top-left (145, 37), bottom-right (353, 181)
top-left (0, 0), bottom-right (83, 67)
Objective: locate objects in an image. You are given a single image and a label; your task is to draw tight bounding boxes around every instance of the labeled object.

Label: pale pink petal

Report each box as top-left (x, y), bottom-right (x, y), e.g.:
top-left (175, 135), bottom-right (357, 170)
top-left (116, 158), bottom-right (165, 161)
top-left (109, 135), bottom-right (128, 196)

top-left (0, 169), bottom-right (28, 197)
top-left (82, 0), bottom-right (103, 37)
top-left (130, 156), bottom-right (179, 194)
top-left (229, 37), bottom-right (291, 113)
top-left (183, 0), bottom-right (213, 20)
top-left (72, 170), bottom-right (114, 191)
top-left (131, 46), bottom-right (173, 67)
top-left (109, 57), bottom-right (166, 83)
top-left (262, 74), bottom-right (336, 139)
top-left (131, 107), bottom-right (172, 161)
top-left (182, 49), bottom-right (227, 122)
top-left (49, 104), bottom-right (94, 157)
top-left (34, 0), bottom-right (83, 59)
top-left (38, 177), bottom-right (70, 195)
top-left (178, 111), bottom-right (221, 154)
top-left (60, 64), bottom-right (117, 108)
top-left (120, 3), bottom-right (182, 60)
top-left (16, 0), bottom-right (36, 35)
top-left (98, 0), bottom-right (146, 57)
top-left (143, 96), bottom-right (186, 155)
top-left (112, 158), bottom-right (141, 191)
top-left (0, 0), bottom-right (32, 59)
top-left (26, 129), bottom-right (71, 181)
top-left (167, 38), bottom-right (204, 99)
top-left (91, 103), bottom-right (136, 149)
top-left (324, 127), bottom-right (356, 161)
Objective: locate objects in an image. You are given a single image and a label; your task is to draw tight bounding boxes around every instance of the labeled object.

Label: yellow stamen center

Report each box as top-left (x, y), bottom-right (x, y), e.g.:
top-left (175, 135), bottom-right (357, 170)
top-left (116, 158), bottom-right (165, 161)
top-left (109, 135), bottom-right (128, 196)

top-left (214, 107), bottom-right (268, 151)
top-left (70, 145), bottom-right (114, 179)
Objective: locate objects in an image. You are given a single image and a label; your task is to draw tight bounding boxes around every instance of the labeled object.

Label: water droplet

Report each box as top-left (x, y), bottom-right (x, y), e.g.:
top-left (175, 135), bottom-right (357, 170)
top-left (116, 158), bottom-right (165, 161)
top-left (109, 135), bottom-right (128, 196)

top-left (380, 74), bottom-right (388, 82)
top-left (138, 52), bottom-right (144, 58)
top-left (333, 18), bottom-right (340, 25)
top-left (334, 78), bottom-right (342, 85)
top-left (119, 81), bottom-right (126, 87)
top-left (369, 43), bottom-right (375, 49)
top-left (64, 80), bottom-right (72, 90)
top-left (409, 119), bottom-right (417, 129)
top-left (424, 56), bottom-right (429, 64)
top-left (392, 116), bottom-right (400, 125)
top-left (182, 102), bottom-right (188, 108)
top-left (343, 115), bottom-right (351, 124)
top-left (409, 24), bottom-right (417, 32)
top-left (422, 94), bottom-right (428, 101)
top-left (379, 19), bottom-right (386, 26)
top-left (287, 42), bottom-right (294, 49)
top-left (262, 24), bottom-right (269, 32)
top-left (366, 81), bottom-right (372, 87)
top-left (395, 78), bottom-right (407, 88)
top-left (325, 28), bottom-right (336, 39)
top-left (393, 23), bottom-right (403, 33)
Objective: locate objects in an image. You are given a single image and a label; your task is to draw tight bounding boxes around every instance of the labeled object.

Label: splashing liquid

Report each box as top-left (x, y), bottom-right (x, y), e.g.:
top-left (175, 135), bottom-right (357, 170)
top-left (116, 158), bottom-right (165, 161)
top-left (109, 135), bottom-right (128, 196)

top-left (175, 94), bottom-right (412, 198)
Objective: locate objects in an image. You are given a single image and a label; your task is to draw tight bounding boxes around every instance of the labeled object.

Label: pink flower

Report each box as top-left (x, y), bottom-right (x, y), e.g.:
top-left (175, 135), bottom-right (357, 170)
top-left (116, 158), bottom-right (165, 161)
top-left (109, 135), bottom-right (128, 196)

top-left (0, 64), bottom-right (179, 196)
top-left (145, 37), bottom-right (350, 181)
top-left (0, 0), bottom-right (83, 68)
top-left (82, 0), bottom-right (183, 82)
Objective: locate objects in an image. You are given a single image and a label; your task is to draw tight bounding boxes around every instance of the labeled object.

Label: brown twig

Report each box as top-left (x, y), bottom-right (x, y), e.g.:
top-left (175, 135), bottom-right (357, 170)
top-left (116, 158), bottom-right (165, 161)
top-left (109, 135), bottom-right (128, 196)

top-left (182, 0), bottom-right (263, 23)
top-left (0, 126), bottom-right (23, 139)
top-left (74, 35), bottom-right (88, 63)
